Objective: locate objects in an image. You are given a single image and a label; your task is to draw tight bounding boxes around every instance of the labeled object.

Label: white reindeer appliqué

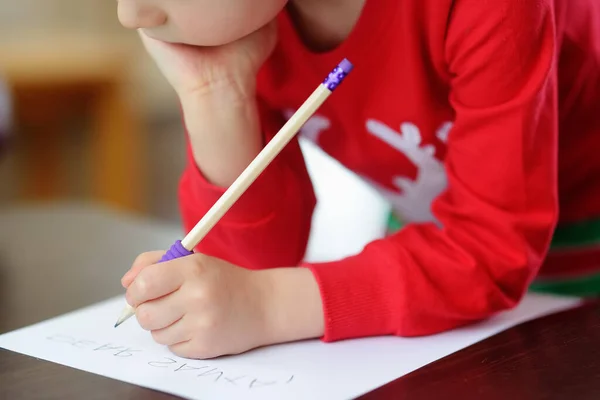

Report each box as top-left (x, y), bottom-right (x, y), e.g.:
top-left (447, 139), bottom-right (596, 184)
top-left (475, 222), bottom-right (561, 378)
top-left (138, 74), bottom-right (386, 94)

top-left (365, 120), bottom-right (452, 224)
top-left (282, 108), bottom-right (453, 224)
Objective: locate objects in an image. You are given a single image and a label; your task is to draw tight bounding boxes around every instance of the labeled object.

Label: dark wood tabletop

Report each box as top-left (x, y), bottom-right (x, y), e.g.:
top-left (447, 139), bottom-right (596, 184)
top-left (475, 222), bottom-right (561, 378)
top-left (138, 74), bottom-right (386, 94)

top-left (1, 206), bottom-right (600, 399)
top-left (363, 301), bottom-right (600, 400)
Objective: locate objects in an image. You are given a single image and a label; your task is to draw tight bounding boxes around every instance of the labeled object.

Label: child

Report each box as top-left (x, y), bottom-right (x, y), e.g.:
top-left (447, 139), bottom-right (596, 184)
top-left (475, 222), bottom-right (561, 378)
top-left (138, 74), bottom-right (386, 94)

top-left (117, 0), bottom-right (600, 359)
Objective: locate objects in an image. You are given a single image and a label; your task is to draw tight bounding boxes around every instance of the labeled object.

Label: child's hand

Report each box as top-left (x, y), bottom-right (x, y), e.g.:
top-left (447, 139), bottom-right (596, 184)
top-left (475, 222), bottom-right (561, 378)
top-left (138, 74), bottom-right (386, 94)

top-left (138, 21), bottom-right (277, 100)
top-left (138, 22), bottom-right (277, 187)
top-left (121, 251), bottom-right (271, 359)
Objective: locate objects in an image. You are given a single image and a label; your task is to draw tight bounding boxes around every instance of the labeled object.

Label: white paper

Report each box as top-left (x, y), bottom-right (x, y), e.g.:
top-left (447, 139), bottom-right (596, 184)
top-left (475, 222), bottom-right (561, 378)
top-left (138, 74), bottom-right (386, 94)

top-left (0, 293), bottom-right (580, 400)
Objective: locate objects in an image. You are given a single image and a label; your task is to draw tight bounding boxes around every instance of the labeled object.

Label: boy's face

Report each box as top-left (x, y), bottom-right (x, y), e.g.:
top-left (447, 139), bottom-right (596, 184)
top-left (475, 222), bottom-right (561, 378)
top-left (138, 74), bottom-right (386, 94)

top-left (117, 0), bottom-right (287, 46)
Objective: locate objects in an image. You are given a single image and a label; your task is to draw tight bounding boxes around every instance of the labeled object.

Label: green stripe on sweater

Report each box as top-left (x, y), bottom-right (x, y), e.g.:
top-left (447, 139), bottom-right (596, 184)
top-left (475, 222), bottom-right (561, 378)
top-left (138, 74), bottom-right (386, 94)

top-left (386, 212), bottom-right (600, 297)
top-left (529, 273), bottom-right (600, 297)
top-left (550, 217), bottom-right (600, 249)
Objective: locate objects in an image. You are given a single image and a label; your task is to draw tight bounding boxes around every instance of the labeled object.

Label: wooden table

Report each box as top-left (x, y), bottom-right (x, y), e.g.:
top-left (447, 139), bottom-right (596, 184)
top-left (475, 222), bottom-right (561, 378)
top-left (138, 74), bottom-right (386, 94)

top-left (0, 35), bottom-right (145, 211)
top-left (1, 206), bottom-right (600, 399)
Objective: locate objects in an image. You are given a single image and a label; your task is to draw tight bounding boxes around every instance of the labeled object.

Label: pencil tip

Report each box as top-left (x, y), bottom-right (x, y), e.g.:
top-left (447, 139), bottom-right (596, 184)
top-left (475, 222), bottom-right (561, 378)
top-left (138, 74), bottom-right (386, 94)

top-left (114, 305), bottom-right (135, 328)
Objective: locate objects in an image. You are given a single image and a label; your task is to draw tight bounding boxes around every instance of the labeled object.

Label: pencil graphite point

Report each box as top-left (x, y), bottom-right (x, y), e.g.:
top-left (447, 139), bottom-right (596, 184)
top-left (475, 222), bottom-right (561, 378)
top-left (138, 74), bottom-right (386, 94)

top-left (114, 316), bottom-right (125, 328)
top-left (114, 305), bottom-right (135, 328)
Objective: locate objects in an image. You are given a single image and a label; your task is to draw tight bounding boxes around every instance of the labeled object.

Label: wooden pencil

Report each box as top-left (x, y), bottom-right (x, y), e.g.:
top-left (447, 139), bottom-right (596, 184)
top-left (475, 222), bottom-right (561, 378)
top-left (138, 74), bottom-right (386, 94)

top-left (114, 58), bottom-right (354, 328)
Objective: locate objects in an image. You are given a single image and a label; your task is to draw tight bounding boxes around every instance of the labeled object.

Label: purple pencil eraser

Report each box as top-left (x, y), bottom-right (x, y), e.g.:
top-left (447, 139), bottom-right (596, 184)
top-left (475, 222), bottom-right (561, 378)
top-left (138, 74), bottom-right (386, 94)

top-left (338, 58), bottom-right (354, 74)
top-left (323, 58), bottom-right (354, 91)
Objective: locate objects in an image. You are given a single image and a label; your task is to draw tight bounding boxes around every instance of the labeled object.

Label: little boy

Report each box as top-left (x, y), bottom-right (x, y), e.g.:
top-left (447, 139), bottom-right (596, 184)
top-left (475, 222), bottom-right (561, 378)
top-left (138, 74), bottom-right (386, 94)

top-left (117, 0), bottom-right (600, 359)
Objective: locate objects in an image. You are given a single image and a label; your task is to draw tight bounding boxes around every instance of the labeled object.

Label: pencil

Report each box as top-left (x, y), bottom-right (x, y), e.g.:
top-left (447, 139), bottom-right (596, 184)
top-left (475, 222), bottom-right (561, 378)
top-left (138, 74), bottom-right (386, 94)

top-left (114, 58), bottom-right (354, 328)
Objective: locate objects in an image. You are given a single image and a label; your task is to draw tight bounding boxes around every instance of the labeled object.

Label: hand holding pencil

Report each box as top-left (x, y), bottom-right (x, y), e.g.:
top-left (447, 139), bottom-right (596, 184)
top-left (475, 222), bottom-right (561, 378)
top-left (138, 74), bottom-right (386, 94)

top-left (115, 58), bottom-right (353, 358)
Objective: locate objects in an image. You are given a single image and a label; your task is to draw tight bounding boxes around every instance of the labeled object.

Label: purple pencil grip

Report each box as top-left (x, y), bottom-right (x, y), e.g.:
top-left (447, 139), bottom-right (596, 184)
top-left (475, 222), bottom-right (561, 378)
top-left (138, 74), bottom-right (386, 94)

top-left (160, 240), bottom-right (194, 262)
top-left (322, 58), bottom-right (354, 91)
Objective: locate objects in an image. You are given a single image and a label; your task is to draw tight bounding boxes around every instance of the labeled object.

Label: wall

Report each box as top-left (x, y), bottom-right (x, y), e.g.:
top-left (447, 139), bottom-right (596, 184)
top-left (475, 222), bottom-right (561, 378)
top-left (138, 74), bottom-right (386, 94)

top-left (0, 0), bottom-right (121, 35)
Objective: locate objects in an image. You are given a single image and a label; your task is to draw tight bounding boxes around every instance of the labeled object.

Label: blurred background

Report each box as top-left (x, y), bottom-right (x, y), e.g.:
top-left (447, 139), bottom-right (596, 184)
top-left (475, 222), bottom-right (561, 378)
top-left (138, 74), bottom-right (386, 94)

top-left (0, 1), bottom-right (196, 329)
top-left (0, 0), bottom-right (185, 221)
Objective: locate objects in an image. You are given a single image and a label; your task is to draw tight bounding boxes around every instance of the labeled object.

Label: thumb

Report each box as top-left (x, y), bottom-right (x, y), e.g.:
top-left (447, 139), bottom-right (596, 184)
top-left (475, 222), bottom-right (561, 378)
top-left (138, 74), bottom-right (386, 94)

top-left (121, 250), bottom-right (166, 288)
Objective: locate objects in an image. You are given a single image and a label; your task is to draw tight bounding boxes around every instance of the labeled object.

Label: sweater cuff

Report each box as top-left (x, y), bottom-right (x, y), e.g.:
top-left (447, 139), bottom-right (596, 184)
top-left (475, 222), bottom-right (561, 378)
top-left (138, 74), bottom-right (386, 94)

top-left (181, 144), bottom-right (285, 226)
top-left (305, 250), bottom-right (399, 342)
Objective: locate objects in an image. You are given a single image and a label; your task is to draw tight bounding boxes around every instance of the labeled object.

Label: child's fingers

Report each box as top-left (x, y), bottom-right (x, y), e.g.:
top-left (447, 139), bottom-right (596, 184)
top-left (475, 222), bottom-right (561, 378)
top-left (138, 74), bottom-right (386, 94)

top-left (167, 340), bottom-right (196, 359)
top-left (126, 262), bottom-right (184, 307)
top-left (135, 290), bottom-right (185, 331)
top-left (122, 250), bottom-right (166, 288)
top-left (151, 317), bottom-right (190, 346)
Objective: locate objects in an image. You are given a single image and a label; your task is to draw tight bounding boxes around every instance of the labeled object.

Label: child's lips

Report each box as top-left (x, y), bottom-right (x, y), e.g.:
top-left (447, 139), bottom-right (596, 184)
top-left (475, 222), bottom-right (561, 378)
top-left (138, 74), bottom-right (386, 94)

top-left (141, 28), bottom-right (201, 47)
top-left (140, 28), bottom-right (173, 43)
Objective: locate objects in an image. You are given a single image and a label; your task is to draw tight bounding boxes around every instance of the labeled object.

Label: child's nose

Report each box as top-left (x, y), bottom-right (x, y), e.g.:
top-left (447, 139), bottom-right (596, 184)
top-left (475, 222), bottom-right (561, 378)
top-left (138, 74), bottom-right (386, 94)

top-left (118, 1), bottom-right (167, 29)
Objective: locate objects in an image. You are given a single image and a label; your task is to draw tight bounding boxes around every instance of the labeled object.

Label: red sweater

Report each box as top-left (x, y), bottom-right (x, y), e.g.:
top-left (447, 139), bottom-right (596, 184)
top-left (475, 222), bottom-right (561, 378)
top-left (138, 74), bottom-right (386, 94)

top-left (179, 0), bottom-right (600, 341)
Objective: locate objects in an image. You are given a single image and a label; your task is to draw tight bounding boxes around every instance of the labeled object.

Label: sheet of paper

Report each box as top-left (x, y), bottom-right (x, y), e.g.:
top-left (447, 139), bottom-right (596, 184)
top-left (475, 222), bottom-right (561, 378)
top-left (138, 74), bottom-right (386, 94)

top-left (0, 293), bottom-right (580, 400)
